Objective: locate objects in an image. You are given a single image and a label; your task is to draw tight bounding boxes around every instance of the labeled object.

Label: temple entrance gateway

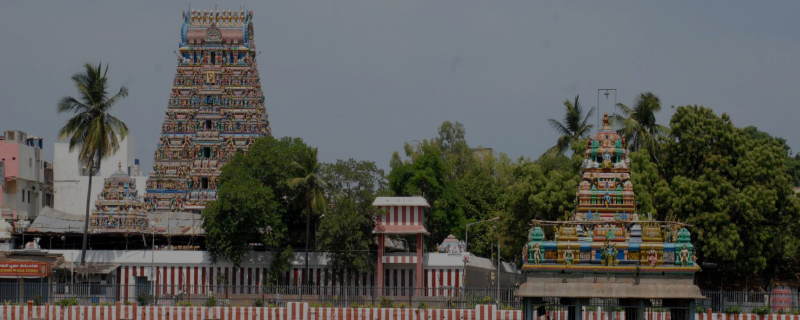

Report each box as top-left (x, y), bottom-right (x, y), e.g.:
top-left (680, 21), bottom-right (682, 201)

top-left (517, 114), bottom-right (703, 320)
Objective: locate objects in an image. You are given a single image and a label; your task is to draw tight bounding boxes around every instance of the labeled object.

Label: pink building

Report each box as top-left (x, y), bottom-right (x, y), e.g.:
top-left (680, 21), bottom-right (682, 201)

top-left (0, 130), bottom-right (53, 221)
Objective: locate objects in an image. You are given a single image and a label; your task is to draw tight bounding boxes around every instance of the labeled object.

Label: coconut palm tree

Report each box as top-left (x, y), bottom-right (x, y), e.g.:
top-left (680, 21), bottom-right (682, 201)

top-left (610, 92), bottom-right (670, 162)
top-left (57, 63), bottom-right (129, 265)
top-left (545, 95), bottom-right (595, 156)
top-left (288, 147), bottom-right (328, 285)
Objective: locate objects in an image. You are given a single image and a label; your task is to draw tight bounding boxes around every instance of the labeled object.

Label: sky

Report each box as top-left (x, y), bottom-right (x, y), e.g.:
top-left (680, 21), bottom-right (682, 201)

top-left (0, 1), bottom-right (798, 174)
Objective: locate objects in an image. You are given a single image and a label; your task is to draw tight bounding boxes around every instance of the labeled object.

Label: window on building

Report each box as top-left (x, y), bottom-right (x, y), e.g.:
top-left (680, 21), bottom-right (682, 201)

top-left (21, 191), bottom-right (24, 202)
top-left (205, 120), bottom-right (212, 130)
top-left (203, 147), bottom-right (211, 158)
top-left (29, 158), bottom-right (32, 167)
top-left (201, 178), bottom-right (209, 189)
top-left (135, 277), bottom-right (152, 298)
top-left (27, 190), bottom-right (31, 203)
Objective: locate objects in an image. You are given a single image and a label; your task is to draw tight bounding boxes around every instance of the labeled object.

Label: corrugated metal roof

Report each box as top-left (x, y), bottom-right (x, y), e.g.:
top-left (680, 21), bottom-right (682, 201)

top-left (372, 197), bottom-right (429, 207)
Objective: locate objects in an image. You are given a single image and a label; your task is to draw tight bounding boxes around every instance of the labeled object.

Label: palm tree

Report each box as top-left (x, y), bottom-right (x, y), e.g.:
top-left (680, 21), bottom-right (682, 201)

top-left (545, 95), bottom-right (595, 156)
top-left (610, 92), bottom-right (670, 162)
top-left (288, 147), bottom-right (328, 285)
top-left (57, 63), bottom-right (129, 265)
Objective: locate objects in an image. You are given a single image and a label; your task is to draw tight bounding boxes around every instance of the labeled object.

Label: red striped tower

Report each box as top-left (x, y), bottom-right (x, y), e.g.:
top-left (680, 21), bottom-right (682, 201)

top-left (372, 197), bottom-right (430, 296)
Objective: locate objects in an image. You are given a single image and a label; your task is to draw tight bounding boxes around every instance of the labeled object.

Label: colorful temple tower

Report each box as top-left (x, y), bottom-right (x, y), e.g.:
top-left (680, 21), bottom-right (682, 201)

top-left (517, 114), bottom-right (702, 320)
top-left (145, 9), bottom-right (271, 213)
top-left (90, 163), bottom-right (149, 234)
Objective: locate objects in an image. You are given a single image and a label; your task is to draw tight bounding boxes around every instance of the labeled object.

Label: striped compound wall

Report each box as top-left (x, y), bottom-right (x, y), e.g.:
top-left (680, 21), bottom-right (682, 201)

top-left (0, 302), bottom-right (516, 320)
top-left (2, 303), bottom-right (795, 320)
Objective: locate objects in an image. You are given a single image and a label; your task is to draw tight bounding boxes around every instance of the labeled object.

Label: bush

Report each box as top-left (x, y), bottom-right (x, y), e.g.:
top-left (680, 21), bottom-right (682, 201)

top-left (417, 302), bottom-right (428, 310)
top-left (124, 300), bottom-right (132, 306)
top-left (585, 306), bottom-right (598, 311)
top-left (254, 299), bottom-right (265, 307)
top-left (379, 296), bottom-right (393, 308)
top-left (55, 298), bottom-right (80, 307)
top-left (752, 306), bottom-right (769, 315)
top-left (480, 296), bottom-right (494, 304)
top-left (724, 306), bottom-right (741, 314)
top-left (695, 306), bottom-right (707, 313)
top-left (205, 296), bottom-right (217, 307)
top-left (31, 294), bottom-right (43, 306)
top-left (610, 307), bottom-right (625, 312)
top-left (176, 300), bottom-right (194, 307)
top-left (136, 294), bottom-right (151, 306)
top-left (395, 303), bottom-right (408, 309)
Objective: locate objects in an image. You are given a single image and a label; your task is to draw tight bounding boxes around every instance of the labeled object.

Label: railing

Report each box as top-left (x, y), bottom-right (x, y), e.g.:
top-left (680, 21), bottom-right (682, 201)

top-left (698, 290), bottom-right (798, 313)
top-left (2, 283), bottom-right (521, 309)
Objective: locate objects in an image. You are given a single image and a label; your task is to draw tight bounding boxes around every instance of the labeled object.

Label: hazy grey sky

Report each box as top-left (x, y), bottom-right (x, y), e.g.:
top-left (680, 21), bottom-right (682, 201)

top-left (1, 1), bottom-right (798, 173)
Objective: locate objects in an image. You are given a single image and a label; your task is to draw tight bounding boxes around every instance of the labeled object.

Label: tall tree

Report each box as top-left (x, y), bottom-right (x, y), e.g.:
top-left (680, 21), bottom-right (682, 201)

top-left (318, 159), bottom-right (388, 283)
top-left (57, 63), bottom-right (129, 265)
top-left (202, 136), bottom-right (308, 268)
top-left (545, 95), bottom-right (595, 156)
top-left (657, 105), bottom-right (800, 284)
top-left (610, 92), bottom-right (670, 162)
top-left (288, 147), bottom-right (329, 285)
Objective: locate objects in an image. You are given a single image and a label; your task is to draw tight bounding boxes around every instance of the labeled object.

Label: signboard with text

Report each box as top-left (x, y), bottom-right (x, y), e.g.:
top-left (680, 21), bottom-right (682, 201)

top-left (0, 262), bottom-right (49, 278)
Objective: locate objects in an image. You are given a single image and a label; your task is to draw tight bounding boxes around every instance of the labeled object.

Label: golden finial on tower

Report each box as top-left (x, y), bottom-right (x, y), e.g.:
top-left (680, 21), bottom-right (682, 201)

top-left (118, 162), bottom-right (122, 171)
top-left (603, 112), bottom-right (610, 128)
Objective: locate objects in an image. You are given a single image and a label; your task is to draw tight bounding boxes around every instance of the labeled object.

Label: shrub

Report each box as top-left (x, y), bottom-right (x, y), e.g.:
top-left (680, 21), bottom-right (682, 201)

top-left (204, 296), bottom-right (217, 307)
top-left (55, 298), bottom-right (80, 307)
top-left (480, 296), bottom-right (494, 304)
top-left (124, 300), bottom-right (132, 306)
top-left (254, 299), bottom-right (265, 307)
top-left (585, 306), bottom-right (598, 311)
top-left (610, 307), bottom-right (625, 312)
top-left (417, 302), bottom-right (428, 310)
top-left (379, 296), bottom-right (393, 308)
top-left (136, 294), bottom-right (151, 306)
top-left (724, 306), bottom-right (741, 314)
top-left (395, 303), bottom-right (407, 309)
top-left (752, 306), bottom-right (769, 315)
top-left (695, 306), bottom-right (707, 313)
top-left (791, 309), bottom-right (800, 315)
top-left (31, 294), bottom-right (43, 306)
top-left (176, 300), bottom-right (194, 307)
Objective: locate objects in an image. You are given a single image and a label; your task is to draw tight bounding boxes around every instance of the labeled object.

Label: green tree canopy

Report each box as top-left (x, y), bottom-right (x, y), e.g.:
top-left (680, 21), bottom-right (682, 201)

top-left (202, 136), bottom-right (309, 268)
top-left (656, 105), bottom-right (800, 282)
top-left (317, 159), bottom-right (388, 283)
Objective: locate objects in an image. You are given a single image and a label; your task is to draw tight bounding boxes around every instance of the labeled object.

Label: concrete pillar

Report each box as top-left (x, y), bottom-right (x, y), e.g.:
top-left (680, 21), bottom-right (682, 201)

top-left (377, 234), bottom-right (384, 297)
top-left (416, 233), bottom-right (423, 296)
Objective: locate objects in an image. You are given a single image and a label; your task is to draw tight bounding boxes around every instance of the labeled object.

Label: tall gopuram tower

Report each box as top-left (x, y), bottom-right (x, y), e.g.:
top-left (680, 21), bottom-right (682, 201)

top-left (516, 113), bottom-right (702, 320)
top-left (145, 9), bottom-right (271, 213)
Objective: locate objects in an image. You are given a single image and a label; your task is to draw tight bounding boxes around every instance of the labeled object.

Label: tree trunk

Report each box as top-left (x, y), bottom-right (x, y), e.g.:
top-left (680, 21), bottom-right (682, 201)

top-left (304, 197), bottom-right (311, 286)
top-left (80, 159), bottom-right (97, 265)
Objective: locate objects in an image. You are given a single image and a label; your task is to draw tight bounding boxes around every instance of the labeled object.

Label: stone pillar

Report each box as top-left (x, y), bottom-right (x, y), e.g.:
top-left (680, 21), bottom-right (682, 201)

top-left (416, 233), bottom-right (423, 296)
top-left (377, 233), bottom-right (384, 297)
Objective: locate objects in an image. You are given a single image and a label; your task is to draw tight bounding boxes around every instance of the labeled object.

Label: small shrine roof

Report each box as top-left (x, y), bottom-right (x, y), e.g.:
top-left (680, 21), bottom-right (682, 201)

top-left (372, 196), bottom-right (430, 207)
top-left (372, 224), bottom-right (429, 235)
top-left (516, 282), bottom-right (705, 299)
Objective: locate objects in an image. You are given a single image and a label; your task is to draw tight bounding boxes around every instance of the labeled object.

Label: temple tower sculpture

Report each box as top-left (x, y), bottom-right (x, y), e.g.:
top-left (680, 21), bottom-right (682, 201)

top-left (517, 114), bottom-right (702, 320)
top-left (145, 9), bottom-right (271, 213)
top-left (90, 163), bottom-right (149, 234)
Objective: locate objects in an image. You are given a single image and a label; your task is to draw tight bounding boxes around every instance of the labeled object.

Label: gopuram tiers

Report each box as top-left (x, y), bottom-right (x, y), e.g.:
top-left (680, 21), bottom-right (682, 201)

top-left (90, 163), bottom-right (149, 234)
top-left (520, 113), bottom-right (699, 274)
top-left (145, 9), bottom-right (271, 213)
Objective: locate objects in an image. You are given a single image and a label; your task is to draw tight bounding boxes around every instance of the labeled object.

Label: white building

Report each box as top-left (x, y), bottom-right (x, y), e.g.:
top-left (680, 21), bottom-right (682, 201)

top-left (53, 136), bottom-right (147, 216)
top-left (0, 130), bottom-right (53, 220)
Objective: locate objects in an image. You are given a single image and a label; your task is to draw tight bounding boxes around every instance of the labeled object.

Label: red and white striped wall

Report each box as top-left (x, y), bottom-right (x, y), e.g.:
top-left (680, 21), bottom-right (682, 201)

top-left (382, 256), bottom-right (418, 264)
top-left (424, 268), bottom-right (462, 297)
top-left (377, 205), bottom-right (424, 226)
top-left (1, 302), bottom-right (521, 320)
top-left (118, 265), bottom-right (466, 298)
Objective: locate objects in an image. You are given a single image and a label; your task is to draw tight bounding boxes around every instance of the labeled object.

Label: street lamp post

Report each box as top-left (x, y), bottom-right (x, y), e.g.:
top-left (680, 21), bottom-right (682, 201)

top-left (464, 216), bottom-right (500, 289)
